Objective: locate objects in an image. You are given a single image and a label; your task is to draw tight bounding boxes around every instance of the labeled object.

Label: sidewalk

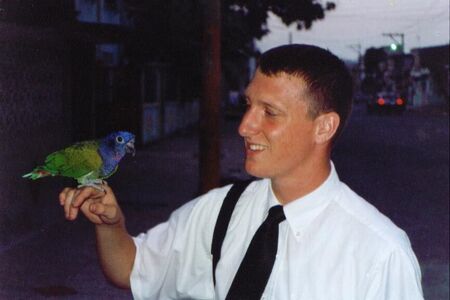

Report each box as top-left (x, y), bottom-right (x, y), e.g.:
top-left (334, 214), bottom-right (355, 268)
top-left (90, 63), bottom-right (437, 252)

top-left (0, 119), bottom-right (247, 299)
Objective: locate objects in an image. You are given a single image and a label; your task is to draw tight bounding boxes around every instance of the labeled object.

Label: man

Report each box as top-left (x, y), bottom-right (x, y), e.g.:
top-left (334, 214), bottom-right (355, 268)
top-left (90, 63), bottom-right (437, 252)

top-left (60, 44), bottom-right (423, 299)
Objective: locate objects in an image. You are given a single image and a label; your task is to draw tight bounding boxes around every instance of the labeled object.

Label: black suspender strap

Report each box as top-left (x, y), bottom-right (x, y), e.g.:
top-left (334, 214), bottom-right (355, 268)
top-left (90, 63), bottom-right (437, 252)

top-left (211, 180), bottom-right (253, 286)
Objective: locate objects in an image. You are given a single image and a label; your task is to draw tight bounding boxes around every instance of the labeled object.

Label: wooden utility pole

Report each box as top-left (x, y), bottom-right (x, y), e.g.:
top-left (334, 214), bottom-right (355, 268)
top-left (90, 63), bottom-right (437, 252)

top-left (199, 0), bottom-right (221, 193)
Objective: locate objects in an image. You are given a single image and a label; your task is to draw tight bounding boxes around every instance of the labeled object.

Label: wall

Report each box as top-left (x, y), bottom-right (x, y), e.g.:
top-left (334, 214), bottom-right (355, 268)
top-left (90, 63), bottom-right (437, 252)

top-left (0, 23), bottom-right (71, 248)
top-left (411, 45), bottom-right (449, 108)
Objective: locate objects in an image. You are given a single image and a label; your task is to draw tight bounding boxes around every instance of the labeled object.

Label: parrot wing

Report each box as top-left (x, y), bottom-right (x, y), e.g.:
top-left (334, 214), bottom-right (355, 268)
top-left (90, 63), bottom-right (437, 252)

top-left (43, 141), bottom-right (103, 180)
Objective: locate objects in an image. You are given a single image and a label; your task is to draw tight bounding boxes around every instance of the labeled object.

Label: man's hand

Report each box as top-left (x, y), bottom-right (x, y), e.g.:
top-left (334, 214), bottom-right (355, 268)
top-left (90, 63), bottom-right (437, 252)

top-left (59, 184), bottom-right (135, 288)
top-left (59, 185), bottom-right (124, 225)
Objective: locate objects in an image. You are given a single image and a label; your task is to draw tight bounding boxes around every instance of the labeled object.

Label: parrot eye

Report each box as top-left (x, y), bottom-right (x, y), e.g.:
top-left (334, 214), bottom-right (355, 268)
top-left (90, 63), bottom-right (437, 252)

top-left (116, 136), bottom-right (125, 144)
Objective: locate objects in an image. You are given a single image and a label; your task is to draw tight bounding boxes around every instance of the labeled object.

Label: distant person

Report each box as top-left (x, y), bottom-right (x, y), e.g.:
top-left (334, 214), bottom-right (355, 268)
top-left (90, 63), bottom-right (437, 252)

top-left (59, 44), bottom-right (424, 299)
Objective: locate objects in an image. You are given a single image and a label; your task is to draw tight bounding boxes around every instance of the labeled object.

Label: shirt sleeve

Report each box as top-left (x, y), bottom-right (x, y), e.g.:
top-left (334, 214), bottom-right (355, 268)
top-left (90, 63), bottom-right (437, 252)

top-left (130, 199), bottom-right (197, 300)
top-left (364, 246), bottom-right (424, 300)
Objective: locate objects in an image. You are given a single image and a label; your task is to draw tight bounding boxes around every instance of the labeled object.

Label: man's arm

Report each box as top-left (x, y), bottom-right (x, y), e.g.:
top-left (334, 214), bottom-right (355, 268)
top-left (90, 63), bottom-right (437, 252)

top-left (95, 221), bottom-right (136, 288)
top-left (363, 246), bottom-right (424, 300)
top-left (59, 185), bottom-right (136, 288)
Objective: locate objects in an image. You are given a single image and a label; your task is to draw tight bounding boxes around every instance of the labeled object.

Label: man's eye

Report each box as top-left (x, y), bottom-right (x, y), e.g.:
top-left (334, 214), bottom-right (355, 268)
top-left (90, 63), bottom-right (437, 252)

top-left (265, 109), bottom-right (277, 117)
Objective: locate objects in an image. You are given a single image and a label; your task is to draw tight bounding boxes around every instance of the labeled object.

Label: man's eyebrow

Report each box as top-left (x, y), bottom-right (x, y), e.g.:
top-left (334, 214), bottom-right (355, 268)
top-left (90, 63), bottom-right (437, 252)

top-left (243, 93), bottom-right (253, 103)
top-left (261, 100), bottom-right (283, 111)
top-left (247, 97), bottom-right (283, 111)
top-left (243, 90), bottom-right (283, 110)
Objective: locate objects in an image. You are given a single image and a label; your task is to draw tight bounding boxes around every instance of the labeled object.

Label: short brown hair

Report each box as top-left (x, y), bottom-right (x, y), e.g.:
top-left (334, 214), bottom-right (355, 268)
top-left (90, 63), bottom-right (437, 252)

top-left (258, 44), bottom-right (353, 142)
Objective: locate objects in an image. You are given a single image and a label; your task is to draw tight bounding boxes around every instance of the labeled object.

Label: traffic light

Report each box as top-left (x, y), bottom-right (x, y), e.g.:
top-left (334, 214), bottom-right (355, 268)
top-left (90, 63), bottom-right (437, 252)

top-left (388, 43), bottom-right (403, 53)
top-left (387, 43), bottom-right (403, 53)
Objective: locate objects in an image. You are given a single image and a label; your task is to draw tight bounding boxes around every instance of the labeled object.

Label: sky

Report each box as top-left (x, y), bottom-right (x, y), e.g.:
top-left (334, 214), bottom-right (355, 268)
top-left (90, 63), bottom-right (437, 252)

top-left (255, 0), bottom-right (450, 61)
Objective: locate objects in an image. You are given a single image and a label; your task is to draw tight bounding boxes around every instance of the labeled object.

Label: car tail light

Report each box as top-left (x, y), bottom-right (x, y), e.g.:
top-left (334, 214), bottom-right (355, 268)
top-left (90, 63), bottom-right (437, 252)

top-left (396, 98), bottom-right (404, 105)
top-left (377, 98), bottom-right (385, 106)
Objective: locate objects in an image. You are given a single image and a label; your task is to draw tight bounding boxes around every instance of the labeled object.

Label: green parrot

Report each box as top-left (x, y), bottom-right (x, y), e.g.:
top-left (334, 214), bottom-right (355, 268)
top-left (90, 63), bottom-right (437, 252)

top-left (23, 131), bottom-right (135, 190)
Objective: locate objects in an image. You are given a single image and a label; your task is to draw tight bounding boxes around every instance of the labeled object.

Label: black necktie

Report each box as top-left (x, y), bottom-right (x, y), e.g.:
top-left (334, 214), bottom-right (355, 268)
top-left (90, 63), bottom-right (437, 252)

top-left (226, 205), bottom-right (286, 300)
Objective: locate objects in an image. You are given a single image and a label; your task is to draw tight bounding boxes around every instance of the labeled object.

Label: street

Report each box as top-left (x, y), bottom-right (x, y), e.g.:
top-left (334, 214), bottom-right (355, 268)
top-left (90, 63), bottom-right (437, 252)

top-left (0, 103), bottom-right (448, 299)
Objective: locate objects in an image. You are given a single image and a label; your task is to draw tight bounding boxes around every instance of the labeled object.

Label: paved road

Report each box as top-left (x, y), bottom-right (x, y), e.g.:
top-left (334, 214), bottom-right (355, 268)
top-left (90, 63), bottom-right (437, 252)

top-left (0, 104), bottom-right (448, 299)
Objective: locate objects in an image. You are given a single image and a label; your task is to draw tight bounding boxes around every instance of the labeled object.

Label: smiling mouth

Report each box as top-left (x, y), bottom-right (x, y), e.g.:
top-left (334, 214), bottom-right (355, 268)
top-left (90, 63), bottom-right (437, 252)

top-left (246, 143), bottom-right (268, 152)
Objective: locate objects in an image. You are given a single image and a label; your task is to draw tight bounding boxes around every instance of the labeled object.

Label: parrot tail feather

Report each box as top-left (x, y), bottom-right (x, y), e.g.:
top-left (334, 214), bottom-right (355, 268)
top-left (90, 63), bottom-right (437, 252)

top-left (22, 168), bottom-right (53, 180)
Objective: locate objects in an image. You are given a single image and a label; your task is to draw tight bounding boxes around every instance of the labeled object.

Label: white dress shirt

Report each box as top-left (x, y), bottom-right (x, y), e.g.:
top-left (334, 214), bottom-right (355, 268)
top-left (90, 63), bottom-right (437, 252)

top-left (130, 163), bottom-right (423, 299)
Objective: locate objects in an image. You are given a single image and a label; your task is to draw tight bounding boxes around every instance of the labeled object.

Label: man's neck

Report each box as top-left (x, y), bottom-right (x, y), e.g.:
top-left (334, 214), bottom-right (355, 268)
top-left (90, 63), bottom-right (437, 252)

top-left (271, 159), bottom-right (331, 205)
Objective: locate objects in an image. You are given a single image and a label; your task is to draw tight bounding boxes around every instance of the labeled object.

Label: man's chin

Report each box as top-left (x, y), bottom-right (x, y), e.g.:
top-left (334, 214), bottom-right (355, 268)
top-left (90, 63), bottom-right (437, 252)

top-left (244, 165), bottom-right (269, 179)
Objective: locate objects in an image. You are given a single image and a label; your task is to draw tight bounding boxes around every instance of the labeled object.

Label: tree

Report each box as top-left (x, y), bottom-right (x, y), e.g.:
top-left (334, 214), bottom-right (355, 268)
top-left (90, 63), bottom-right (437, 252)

top-left (226, 0), bottom-right (335, 36)
top-left (221, 0), bottom-right (335, 93)
top-left (123, 0), bottom-right (335, 94)
top-left (124, 0), bottom-right (335, 60)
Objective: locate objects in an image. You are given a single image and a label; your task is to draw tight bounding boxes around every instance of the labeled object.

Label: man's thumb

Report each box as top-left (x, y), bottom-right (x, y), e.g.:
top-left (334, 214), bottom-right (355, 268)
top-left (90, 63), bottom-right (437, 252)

top-left (91, 203), bottom-right (121, 225)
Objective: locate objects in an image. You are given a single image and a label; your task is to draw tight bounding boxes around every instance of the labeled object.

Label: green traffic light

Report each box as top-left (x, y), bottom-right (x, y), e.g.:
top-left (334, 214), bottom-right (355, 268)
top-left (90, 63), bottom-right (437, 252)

top-left (390, 43), bottom-right (398, 51)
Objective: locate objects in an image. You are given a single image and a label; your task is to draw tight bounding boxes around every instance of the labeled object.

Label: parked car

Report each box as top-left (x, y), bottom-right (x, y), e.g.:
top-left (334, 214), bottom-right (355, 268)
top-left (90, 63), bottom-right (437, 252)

top-left (367, 91), bottom-right (406, 114)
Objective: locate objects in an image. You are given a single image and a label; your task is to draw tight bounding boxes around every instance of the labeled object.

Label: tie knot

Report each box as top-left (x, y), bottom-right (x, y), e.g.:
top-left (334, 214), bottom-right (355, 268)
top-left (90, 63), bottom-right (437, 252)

top-left (267, 205), bottom-right (286, 225)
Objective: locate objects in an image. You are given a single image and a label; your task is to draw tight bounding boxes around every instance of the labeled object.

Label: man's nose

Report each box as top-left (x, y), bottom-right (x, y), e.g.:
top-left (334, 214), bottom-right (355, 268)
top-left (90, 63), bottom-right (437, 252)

top-left (238, 108), bottom-right (260, 137)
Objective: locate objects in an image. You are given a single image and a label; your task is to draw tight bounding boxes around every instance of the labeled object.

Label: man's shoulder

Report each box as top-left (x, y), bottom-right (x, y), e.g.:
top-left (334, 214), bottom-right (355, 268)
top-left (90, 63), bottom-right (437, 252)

top-left (177, 179), bottom-right (266, 224)
top-left (192, 178), bottom-right (266, 210)
top-left (331, 183), bottom-right (411, 251)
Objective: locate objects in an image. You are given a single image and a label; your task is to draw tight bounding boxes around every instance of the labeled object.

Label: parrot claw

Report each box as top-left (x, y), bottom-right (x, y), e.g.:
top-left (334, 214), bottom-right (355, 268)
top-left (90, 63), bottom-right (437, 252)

top-left (77, 180), bottom-right (107, 193)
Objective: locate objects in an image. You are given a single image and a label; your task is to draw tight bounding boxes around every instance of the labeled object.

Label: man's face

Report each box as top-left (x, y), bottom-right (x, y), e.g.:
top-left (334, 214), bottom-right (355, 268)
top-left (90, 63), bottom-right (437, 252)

top-left (238, 70), bottom-right (317, 181)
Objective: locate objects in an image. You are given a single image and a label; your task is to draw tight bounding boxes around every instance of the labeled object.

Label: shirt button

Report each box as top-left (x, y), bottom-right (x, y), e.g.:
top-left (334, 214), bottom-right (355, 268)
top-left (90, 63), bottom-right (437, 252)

top-left (295, 231), bottom-right (302, 237)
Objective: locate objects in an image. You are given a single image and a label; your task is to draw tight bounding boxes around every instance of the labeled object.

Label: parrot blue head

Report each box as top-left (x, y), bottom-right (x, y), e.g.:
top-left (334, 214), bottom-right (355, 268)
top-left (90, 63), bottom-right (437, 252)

top-left (101, 131), bottom-right (136, 160)
top-left (97, 131), bottom-right (135, 178)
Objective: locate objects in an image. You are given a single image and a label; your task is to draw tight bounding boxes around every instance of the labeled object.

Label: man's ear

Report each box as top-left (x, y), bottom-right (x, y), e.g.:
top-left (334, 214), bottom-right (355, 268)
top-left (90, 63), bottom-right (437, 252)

top-left (313, 112), bottom-right (340, 144)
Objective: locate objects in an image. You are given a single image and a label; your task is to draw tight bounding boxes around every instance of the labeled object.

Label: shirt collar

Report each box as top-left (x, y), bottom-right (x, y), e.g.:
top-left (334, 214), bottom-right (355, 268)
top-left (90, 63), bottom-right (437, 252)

top-left (268, 161), bottom-right (341, 240)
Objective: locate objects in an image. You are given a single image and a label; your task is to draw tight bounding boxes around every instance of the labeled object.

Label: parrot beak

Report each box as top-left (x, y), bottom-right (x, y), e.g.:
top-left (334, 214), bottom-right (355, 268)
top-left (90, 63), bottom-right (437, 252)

top-left (126, 139), bottom-right (136, 156)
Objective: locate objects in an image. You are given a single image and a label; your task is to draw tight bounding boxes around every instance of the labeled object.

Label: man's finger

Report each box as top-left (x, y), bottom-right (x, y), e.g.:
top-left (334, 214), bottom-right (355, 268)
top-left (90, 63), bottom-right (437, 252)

top-left (63, 189), bottom-right (77, 220)
top-left (90, 203), bottom-right (120, 224)
top-left (79, 199), bottom-right (103, 225)
top-left (59, 187), bottom-right (72, 206)
top-left (72, 186), bottom-right (104, 208)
